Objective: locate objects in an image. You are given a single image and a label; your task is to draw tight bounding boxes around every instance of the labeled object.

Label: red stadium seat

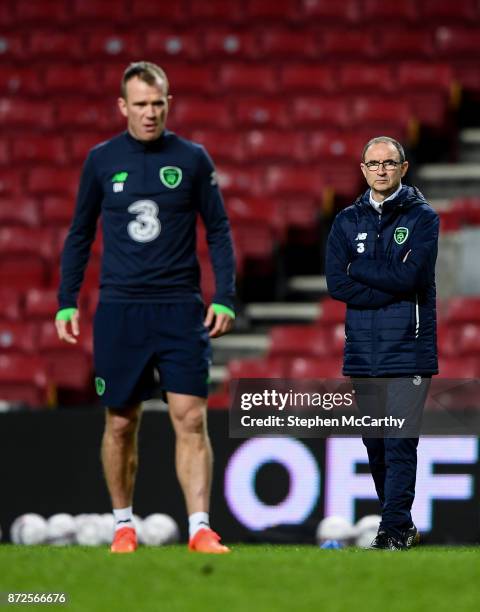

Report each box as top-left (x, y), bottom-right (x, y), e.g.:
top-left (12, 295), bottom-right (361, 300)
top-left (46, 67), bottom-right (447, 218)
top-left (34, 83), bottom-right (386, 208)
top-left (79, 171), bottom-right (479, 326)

top-left (0, 289), bottom-right (22, 321)
top-left (321, 30), bottom-right (375, 58)
top-left (0, 198), bottom-right (40, 226)
top-left (130, 2), bottom-right (185, 21)
top-left (398, 62), bottom-right (454, 93)
top-left (245, 0), bottom-right (300, 20)
top-left (351, 97), bottom-right (412, 131)
top-left (379, 30), bottom-right (435, 57)
top-left (216, 165), bottom-right (263, 196)
top-left (280, 198), bottom-right (319, 231)
top-left (203, 31), bottom-right (259, 58)
top-left (168, 66), bottom-right (216, 95)
top-left (232, 225), bottom-right (276, 264)
top-left (435, 26), bottom-right (480, 56)
top-left (244, 130), bottom-right (308, 162)
top-left (438, 357), bottom-right (479, 378)
top-left (235, 98), bottom-right (288, 127)
top-left (29, 31), bottom-right (83, 59)
top-left (0, 67), bottom-right (43, 95)
top-left (70, 133), bottom-right (108, 161)
top-left (324, 163), bottom-right (362, 198)
top-left (280, 65), bottom-right (336, 93)
top-left (444, 297), bottom-right (480, 324)
top-left (171, 100), bottom-right (232, 128)
top-left (72, 0), bottom-right (127, 21)
top-left (12, 136), bottom-right (67, 164)
top-left (0, 322), bottom-right (37, 353)
top-left (0, 258), bottom-right (47, 289)
top-left (42, 197), bottom-right (75, 225)
top-left (261, 29), bottom-right (318, 58)
top-left (339, 64), bottom-right (395, 93)
top-left (0, 170), bottom-right (22, 196)
top-left (189, 0), bottom-right (243, 22)
top-left (362, 0), bottom-right (418, 21)
top-left (191, 130), bottom-right (245, 163)
top-left (301, 0), bottom-right (359, 23)
top-left (0, 227), bottom-right (56, 262)
top-left (420, 0), bottom-right (478, 21)
top-left (0, 2), bottom-right (13, 25)
top-left (451, 198), bottom-right (480, 225)
top-left (265, 166), bottom-right (326, 197)
top-left (28, 168), bottom-right (80, 196)
top-left (457, 324), bottom-right (480, 356)
top-left (406, 92), bottom-right (448, 128)
top-left (228, 357), bottom-right (287, 380)
top-left (13, 0), bottom-right (69, 23)
top-left (309, 132), bottom-right (364, 160)
top-left (0, 34), bottom-right (25, 60)
top-left (318, 299), bottom-right (346, 324)
top-left (219, 64), bottom-right (276, 93)
top-left (24, 288), bottom-right (58, 321)
top-left (56, 99), bottom-right (123, 131)
top-left (45, 65), bottom-right (99, 93)
top-left (227, 197), bottom-right (287, 242)
top-left (0, 99), bottom-right (54, 129)
top-left (437, 325), bottom-right (459, 358)
top-left (144, 32), bottom-right (200, 60)
top-left (86, 32), bottom-right (140, 58)
top-left (292, 97), bottom-right (350, 128)
top-left (289, 356), bottom-right (344, 379)
top-left (0, 354), bottom-right (49, 407)
top-left (269, 325), bottom-right (332, 358)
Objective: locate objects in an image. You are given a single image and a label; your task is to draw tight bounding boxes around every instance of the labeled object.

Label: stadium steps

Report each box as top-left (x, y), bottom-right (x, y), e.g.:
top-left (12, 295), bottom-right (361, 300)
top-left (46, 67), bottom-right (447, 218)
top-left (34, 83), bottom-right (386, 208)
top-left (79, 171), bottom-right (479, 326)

top-left (417, 163), bottom-right (480, 198)
top-left (287, 275), bottom-right (328, 299)
top-left (459, 128), bottom-right (480, 162)
top-left (245, 302), bottom-right (320, 323)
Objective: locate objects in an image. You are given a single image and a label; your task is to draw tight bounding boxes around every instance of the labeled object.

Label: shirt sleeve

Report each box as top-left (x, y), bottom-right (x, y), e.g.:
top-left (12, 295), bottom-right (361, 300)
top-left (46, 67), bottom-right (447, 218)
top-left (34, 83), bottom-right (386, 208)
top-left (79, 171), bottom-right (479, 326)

top-left (325, 214), bottom-right (398, 308)
top-left (195, 146), bottom-right (236, 311)
top-left (57, 152), bottom-right (103, 309)
top-left (348, 210), bottom-right (439, 294)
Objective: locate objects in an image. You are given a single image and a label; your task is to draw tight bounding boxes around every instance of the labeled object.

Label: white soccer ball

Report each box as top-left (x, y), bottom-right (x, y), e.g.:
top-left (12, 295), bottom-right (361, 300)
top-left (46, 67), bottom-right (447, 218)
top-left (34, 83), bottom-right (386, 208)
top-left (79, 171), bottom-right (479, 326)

top-left (141, 514), bottom-right (180, 546)
top-left (354, 514), bottom-right (382, 548)
top-left (316, 516), bottom-right (354, 546)
top-left (10, 514), bottom-right (47, 545)
top-left (46, 513), bottom-right (76, 546)
top-left (75, 514), bottom-right (103, 546)
top-left (98, 513), bottom-right (115, 545)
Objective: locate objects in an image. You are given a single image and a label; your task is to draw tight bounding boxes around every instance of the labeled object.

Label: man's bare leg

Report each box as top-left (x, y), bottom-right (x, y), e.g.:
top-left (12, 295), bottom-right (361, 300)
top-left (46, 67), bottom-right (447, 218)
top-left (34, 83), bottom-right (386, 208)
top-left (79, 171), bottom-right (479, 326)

top-left (167, 392), bottom-right (212, 514)
top-left (102, 403), bottom-right (142, 552)
top-left (168, 391), bottom-right (229, 553)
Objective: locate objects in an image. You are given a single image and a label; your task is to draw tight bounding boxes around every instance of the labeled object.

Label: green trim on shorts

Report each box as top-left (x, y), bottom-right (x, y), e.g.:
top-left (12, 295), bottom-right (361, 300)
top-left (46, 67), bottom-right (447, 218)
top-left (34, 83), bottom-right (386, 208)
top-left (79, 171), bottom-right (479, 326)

top-left (212, 303), bottom-right (235, 319)
top-left (55, 308), bottom-right (77, 322)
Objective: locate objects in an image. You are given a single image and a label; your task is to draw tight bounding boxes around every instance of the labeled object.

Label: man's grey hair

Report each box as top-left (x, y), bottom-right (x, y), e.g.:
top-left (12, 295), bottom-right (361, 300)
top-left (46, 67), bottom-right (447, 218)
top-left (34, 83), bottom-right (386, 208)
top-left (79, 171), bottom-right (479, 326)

top-left (361, 136), bottom-right (406, 163)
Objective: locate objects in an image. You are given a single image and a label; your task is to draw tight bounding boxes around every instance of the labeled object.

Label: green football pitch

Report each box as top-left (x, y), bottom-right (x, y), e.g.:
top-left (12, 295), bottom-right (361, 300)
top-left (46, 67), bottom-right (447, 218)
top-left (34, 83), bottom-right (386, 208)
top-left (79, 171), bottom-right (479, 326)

top-left (0, 545), bottom-right (477, 612)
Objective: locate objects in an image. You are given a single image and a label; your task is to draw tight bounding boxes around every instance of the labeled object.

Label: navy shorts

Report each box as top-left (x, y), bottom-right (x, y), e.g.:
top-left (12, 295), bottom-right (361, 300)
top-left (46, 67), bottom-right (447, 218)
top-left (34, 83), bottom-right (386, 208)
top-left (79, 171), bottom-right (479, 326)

top-left (93, 302), bottom-right (211, 408)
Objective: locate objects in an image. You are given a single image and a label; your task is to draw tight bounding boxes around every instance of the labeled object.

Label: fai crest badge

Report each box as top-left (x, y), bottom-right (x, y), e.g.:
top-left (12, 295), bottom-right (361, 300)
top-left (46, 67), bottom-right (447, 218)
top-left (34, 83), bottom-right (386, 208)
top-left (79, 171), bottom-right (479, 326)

top-left (95, 377), bottom-right (106, 396)
top-left (159, 166), bottom-right (182, 189)
top-left (394, 227), bottom-right (409, 245)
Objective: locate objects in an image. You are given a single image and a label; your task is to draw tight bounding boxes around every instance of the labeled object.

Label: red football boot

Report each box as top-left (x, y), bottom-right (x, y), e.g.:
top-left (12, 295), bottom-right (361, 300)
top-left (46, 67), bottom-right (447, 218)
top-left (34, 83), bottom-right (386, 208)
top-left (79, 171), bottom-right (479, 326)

top-left (110, 526), bottom-right (137, 554)
top-left (188, 528), bottom-right (230, 554)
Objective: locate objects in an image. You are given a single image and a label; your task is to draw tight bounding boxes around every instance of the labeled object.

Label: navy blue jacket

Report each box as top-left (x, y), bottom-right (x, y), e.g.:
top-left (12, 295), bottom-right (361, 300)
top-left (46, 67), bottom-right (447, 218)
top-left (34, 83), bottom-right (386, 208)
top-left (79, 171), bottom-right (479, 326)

top-left (58, 130), bottom-right (235, 310)
top-left (326, 185), bottom-right (439, 376)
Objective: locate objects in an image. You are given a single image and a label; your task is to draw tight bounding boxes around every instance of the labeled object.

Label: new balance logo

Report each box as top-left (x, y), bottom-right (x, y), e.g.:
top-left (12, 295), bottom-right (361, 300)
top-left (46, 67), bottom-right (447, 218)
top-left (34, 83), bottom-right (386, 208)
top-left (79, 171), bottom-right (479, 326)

top-left (356, 233), bottom-right (367, 240)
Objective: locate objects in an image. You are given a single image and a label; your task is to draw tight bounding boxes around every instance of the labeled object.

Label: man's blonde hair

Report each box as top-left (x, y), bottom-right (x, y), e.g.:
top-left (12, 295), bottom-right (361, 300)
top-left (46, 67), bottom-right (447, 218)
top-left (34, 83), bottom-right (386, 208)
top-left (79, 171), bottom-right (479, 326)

top-left (121, 61), bottom-right (169, 98)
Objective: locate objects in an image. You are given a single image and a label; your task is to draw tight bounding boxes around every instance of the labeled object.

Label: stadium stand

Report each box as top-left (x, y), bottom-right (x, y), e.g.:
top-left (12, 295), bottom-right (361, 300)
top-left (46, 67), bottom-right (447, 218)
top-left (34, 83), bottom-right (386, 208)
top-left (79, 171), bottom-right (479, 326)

top-left (1, 1), bottom-right (480, 408)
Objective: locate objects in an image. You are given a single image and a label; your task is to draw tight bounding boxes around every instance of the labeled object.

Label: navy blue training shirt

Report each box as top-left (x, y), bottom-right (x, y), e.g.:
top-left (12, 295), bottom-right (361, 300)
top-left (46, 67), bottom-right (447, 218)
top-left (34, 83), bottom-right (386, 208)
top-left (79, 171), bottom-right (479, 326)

top-left (58, 130), bottom-right (236, 310)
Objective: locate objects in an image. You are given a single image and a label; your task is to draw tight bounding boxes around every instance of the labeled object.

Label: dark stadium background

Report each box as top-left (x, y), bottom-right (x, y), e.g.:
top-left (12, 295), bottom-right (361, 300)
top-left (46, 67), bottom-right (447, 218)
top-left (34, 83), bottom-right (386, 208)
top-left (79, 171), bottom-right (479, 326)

top-left (0, 0), bottom-right (480, 544)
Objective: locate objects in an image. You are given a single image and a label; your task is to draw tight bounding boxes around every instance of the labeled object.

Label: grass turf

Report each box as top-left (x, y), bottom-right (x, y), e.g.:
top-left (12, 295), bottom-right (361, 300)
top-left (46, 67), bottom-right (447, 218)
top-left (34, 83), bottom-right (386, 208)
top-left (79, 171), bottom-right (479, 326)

top-left (0, 545), bottom-right (477, 612)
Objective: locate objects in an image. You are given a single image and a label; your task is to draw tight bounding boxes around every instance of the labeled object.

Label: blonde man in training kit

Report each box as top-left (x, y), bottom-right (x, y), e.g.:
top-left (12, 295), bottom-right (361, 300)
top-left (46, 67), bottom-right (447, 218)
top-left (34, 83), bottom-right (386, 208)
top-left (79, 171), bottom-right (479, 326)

top-left (55, 62), bottom-right (235, 554)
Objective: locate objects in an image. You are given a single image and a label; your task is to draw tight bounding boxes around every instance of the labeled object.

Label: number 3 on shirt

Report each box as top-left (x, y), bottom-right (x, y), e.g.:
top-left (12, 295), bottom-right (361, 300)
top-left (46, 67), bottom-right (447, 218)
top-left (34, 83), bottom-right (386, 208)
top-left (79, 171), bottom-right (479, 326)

top-left (127, 200), bottom-right (161, 243)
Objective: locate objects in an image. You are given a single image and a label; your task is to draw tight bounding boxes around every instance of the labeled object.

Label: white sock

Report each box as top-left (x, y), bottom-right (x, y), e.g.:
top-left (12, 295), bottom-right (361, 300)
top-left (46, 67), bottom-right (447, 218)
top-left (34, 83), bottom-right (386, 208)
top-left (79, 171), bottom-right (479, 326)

top-left (113, 506), bottom-right (134, 531)
top-left (188, 512), bottom-right (210, 539)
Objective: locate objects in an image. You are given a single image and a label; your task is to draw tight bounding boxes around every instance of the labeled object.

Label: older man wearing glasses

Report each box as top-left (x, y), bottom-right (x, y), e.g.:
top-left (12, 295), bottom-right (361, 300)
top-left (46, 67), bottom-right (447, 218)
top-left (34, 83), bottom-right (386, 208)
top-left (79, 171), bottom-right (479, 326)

top-left (325, 136), bottom-right (439, 550)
